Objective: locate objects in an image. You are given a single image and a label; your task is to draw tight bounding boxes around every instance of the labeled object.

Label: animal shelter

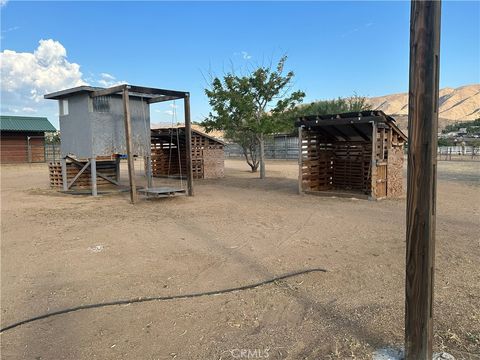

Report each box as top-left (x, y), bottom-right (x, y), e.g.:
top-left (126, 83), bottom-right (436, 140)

top-left (44, 84), bottom-right (194, 202)
top-left (151, 127), bottom-right (225, 179)
top-left (296, 110), bottom-right (407, 200)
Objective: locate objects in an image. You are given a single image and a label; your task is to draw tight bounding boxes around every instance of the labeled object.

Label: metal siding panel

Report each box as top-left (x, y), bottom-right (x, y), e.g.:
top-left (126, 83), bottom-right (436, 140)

top-left (59, 94), bottom-right (93, 158)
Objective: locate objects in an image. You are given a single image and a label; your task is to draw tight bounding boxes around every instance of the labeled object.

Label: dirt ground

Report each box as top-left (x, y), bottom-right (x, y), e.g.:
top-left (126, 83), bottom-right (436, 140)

top-left (1, 159), bottom-right (479, 360)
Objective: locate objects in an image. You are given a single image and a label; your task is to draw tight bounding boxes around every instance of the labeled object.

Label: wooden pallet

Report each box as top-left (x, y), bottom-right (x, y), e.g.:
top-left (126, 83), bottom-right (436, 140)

top-left (49, 159), bottom-right (118, 189)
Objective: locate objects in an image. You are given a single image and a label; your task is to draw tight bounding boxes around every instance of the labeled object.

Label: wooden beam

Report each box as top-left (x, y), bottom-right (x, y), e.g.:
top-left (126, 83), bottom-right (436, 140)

top-left (405, 1), bottom-right (441, 359)
top-left (147, 95), bottom-right (183, 104)
top-left (66, 156), bottom-right (119, 186)
top-left (380, 128), bottom-right (386, 160)
top-left (67, 160), bottom-right (90, 190)
top-left (298, 116), bottom-right (384, 128)
top-left (123, 88), bottom-right (137, 204)
top-left (90, 84), bottom-right (127, 98)
top-left (327, 125), bottom-right (351, 141)
top-left (349, 124), bottom-right (370, 142)
top-left (184, 93), bottom-right (194, 196)
top-left (128, 85), bottom-right (188, 98)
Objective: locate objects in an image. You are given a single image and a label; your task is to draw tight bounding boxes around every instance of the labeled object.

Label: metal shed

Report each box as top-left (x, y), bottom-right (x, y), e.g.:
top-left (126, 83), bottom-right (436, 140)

top-left (44, 84), bottom-right (194, 202)
top-left (296, 110), bottom-right (407, 200)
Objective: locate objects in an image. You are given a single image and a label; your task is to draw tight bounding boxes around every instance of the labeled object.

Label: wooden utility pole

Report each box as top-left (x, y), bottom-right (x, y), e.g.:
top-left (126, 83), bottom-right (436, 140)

top-left (405, 1), bottom-right (441, 359)
top-left (184, 93), bottom-right (194, 196)
top-left (123, 87), bottom-right (137, 204)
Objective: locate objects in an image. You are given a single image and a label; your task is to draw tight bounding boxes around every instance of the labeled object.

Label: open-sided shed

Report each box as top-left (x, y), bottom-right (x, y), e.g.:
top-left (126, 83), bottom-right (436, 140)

top-left (296, 110), bottom-right (407, 200)
top-left (44, 84), bottom-right (194, 202)
top-left (151, 127), bottom-right (224, 179)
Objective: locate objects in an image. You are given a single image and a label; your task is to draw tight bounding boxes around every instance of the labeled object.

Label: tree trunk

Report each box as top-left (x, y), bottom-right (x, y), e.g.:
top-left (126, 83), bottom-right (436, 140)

top-left (242, 144), bottom-right (259, 172)
top-left (259, 134), bottom-right (266, 179)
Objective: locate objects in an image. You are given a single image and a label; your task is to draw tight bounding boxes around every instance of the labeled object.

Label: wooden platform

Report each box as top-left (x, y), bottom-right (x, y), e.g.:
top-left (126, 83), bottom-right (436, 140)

top-left (138, 187), bottom-right (186, 197)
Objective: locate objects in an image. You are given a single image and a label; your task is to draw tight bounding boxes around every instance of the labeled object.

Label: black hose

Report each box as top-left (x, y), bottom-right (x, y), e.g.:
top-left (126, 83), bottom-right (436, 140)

top-left (1, 267), bottom-right (327, 333)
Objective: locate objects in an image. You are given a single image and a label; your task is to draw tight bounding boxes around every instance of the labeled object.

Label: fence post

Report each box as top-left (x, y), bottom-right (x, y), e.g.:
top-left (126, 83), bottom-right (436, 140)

top-left (27, 136), bottom-right (32, 163)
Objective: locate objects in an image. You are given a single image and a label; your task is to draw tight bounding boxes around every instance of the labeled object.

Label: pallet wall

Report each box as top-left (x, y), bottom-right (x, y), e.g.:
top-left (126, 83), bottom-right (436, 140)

top-left (300, 124), bottom-right (405, 199)
top-left (49, 160), bottom-right (118, 189)
top-left (151, 133), bottom-right (224, 179)
top-left (300, 131), bottom-right (371, 194)
top-left (300, 131), bottom-right (334, 191)
top-left (332, 141), bottom-right (371, 193)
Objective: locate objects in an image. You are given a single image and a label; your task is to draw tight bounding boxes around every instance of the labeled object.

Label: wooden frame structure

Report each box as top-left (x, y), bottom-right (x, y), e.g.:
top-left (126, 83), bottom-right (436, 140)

top-left (296, 110), bottom-right (407, 200)
top-left (151, 127), bottom-right (225, 180)
top-left (45, 84), bottom-right (194, 203)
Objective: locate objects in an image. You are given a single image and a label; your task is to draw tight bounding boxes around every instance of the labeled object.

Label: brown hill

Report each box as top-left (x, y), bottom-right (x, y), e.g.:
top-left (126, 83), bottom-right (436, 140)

top-left (368, 84), bottom-right (480, 131)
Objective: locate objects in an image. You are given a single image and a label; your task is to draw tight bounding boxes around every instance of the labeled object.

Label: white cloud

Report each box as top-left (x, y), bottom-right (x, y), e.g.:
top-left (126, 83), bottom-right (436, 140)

top-left (97, 72), bottom-right (126, 88)
top-left (0, 39), bottom-right (86, 119)
top-left (0, 0), bottom-right (8, 7)
top-left (241, 51), bottom-right (252, 60)
top-left (0, 39), bottom-right (128, 127)
top-left (164, 110), bottom-right (174, 116)
top-left (22, 107), bottom-right (37, 113)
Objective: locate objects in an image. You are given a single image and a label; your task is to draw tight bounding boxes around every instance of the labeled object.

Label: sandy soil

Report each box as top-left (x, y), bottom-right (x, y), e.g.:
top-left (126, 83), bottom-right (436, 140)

top-left (1, 159), bottom-right (479, 359)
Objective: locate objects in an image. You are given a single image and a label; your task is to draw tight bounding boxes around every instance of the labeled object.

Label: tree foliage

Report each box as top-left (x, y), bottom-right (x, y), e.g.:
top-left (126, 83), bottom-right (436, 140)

top-left (296, 94), bottom-right (371, 117)
top-left (442, 118), bottom-right (480, 134)
top-left (203, 56), bottom-right (305, 176)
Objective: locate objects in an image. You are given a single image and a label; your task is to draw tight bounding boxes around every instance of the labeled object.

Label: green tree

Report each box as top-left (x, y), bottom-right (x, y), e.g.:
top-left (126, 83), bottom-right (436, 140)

top-left (45, 131), bottom-right (60, 144)
top-left (296, 94), bottom-right (371, 118)
top-left (203, 56), bottom-right (305, 178)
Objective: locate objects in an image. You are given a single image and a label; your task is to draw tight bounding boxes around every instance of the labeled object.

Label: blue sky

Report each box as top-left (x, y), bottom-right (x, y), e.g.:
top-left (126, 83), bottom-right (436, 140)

top-left (1, 1), bottom-right (479, 128)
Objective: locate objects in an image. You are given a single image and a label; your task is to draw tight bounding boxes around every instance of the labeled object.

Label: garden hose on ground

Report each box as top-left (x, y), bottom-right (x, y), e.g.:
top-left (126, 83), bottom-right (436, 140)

top-left (0, 267), bottom-right (327, 333)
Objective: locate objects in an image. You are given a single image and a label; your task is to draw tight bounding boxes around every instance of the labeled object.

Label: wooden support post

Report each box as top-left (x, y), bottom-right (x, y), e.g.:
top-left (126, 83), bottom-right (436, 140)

top-left (123, 88), bottom-right (137, 204)
top-left (27, 137), bottom-right (32, 163)
top-left (369, 122), bottom-right (378, 200)
top-left (115, 156), bottom-right (120, 183)
top-left (184, 93), bottom-right (194, 196)
top-left (380, 128), bottom-right (386, 160)
top-left (405, 1), bottom-right (441, 359)
top-left (90, 158), bottom-right (97, 196)
top-left (145, 155), bottom-right (152, 189)
top-left (298, 126), bottom-right (303, 194)
top-left (61, 157), bottom-right (68, 191)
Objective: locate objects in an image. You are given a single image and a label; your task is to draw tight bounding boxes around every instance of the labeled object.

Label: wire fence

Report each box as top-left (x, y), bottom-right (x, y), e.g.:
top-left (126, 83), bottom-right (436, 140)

top-left (0, 143), bottom-right (61, 163)
top-left (2, 141), bottom-right (479, 164)
top-left (437, 146), bottom-right (480, 161)
top-left (225, 135), bottom-right (299, 160)
top-left (225, 138), bottom-right (480, 162)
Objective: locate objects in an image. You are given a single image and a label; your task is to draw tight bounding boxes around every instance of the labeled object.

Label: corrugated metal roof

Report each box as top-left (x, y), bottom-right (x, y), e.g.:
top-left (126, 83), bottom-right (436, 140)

top-left (0, 115), bottom-right (56, 132)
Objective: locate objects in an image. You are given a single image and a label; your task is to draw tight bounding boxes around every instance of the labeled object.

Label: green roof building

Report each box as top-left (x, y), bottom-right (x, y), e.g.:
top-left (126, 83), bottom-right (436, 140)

top-left (1, 115), bottom-right (56, 163)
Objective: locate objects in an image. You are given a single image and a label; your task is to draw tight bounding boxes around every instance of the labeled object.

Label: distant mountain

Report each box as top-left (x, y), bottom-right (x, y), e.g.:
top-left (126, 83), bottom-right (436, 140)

top-left (368, 84), bottom-right (480, 131)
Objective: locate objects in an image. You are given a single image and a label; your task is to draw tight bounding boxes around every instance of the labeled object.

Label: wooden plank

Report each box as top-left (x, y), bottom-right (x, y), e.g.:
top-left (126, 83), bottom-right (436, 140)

top-left (67, 160), bottom-right (90, 190)
top-left (147, 95), bottom-right (183, 104)
top-left (405, 1), bottom-right (441, 359)
top-left (90, 84), bottom-right (127, 98)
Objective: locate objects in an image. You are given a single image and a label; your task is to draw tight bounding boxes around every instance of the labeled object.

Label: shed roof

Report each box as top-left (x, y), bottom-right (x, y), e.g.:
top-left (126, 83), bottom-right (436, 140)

top-left (151, 126), bottom-right (225, 145)
top-left (44, 84), bottom-right (189, 103)
top-left (296, 110), bottom-right (407, 142)
top-left (0, 115), bottom-right (56, 132)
